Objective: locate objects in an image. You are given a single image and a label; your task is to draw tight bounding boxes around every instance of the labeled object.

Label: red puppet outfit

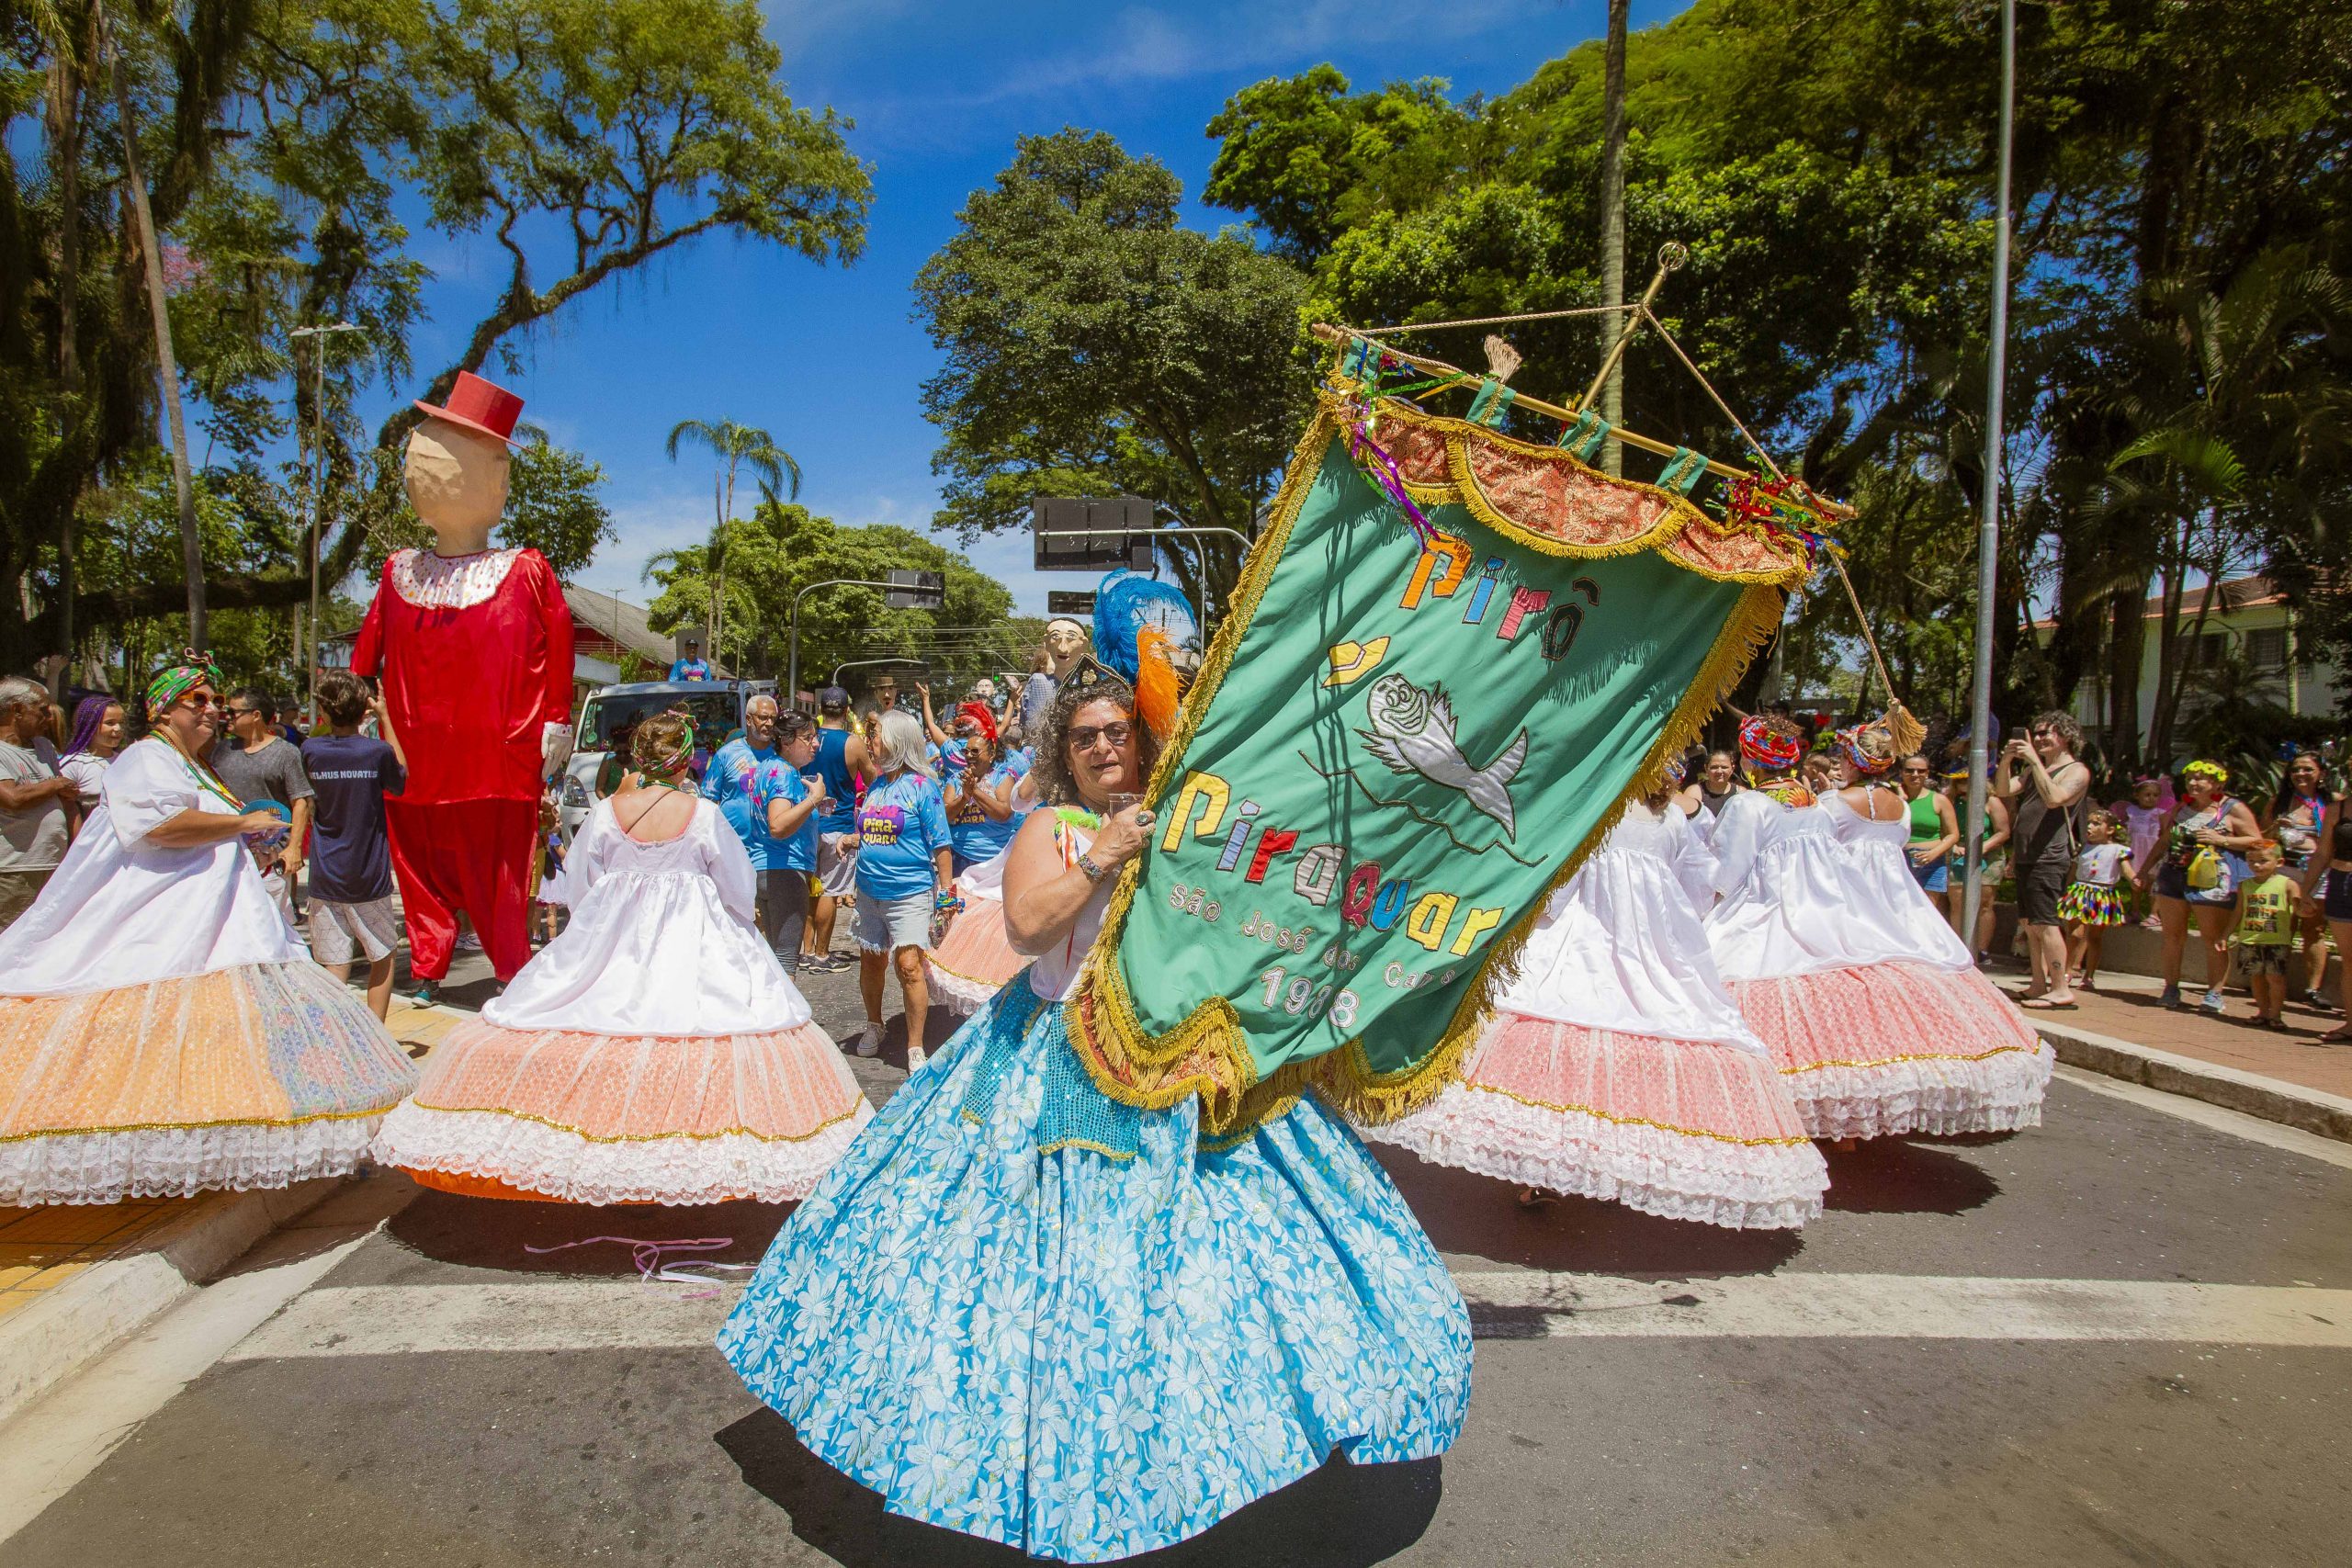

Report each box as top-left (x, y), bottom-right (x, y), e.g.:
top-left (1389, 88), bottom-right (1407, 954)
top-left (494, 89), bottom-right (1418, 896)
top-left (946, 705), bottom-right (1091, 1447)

top-left (353, 546), bottom-right (573, 981)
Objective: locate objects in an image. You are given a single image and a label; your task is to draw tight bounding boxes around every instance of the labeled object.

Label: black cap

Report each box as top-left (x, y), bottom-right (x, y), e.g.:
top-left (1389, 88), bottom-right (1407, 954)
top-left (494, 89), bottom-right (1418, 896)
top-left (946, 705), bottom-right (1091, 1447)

top-left (818, 685), bottom-right (849, 713)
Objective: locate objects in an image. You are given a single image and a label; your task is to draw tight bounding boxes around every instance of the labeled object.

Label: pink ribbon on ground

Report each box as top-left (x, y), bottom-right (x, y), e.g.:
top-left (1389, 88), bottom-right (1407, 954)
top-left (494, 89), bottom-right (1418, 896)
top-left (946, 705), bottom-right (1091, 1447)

top-left (523, 1235), bottom-right (753, 1286)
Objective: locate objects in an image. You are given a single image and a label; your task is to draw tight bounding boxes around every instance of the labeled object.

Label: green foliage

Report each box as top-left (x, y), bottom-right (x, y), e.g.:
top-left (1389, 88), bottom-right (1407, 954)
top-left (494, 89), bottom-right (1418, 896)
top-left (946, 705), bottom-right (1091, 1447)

top-left (1204, 0), bottom-right (2352, 758)
top-left (2, 0), bottom-right (870, 678)
top-left (643, 500), bottom-right (1020, 691)
top-left (914, 129), bottom-right (1314, 615)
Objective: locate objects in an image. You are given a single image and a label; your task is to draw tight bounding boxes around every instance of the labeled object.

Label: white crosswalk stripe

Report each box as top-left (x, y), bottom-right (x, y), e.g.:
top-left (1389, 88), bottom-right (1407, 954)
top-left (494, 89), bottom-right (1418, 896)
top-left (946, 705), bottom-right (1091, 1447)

top-left (221, 1271), bottom-right (2352, 1361)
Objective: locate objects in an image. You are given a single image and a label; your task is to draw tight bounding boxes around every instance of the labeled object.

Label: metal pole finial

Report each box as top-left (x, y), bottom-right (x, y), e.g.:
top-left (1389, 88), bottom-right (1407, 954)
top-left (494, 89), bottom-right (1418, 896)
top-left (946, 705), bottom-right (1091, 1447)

top-left (1657, 241), bottom-right (1689, 273)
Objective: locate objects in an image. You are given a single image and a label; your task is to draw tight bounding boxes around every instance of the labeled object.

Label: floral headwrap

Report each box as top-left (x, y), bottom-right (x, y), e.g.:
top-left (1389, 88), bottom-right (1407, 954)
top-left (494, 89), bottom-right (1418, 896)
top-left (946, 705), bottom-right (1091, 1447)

top-left (144, 649), bottom-right (221, 715)
top-left (1838, 722), bottom-right (1898, 777)
top-left (1660, 752), bottom-right (1690, 789)
top-left (637, 711), bottom-right (697, 777)
top-left (1737, 715), bottom-right (1804, 772)
top-left (2184, 760), bottom-right (2229, 786)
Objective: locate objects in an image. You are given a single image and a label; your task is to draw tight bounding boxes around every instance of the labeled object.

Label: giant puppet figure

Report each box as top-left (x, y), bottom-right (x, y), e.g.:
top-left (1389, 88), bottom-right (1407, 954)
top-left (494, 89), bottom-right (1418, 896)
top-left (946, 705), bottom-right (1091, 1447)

top-left (1017, 616), bottom-right (1091, 737)
top-left (354, 373), bottom-right (573, 997)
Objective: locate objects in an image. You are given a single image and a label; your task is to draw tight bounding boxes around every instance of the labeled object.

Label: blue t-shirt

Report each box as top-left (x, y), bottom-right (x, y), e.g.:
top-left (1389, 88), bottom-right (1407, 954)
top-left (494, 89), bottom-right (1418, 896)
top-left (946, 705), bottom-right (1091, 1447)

top-left (810, 726), bottom-right (857, 836)
top-left (668, 658), bottom-right (710, 681)
top-left (949, 763), bottom-right (1023, 863)
top-left (854, 772), bottom-right (953, 901)
top-left (750, 760), bottom-right (820, 873)
top-left (298, 734), bottom-right (404, 904)
top-left (700, 737), bottom-right (784, 869)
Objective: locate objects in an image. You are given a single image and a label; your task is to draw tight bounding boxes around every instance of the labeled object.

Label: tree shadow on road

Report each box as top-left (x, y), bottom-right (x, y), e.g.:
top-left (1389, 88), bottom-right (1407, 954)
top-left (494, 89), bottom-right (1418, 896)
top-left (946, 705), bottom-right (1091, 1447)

top-left (1818, 1136), bottom-right (2001, 1215)
top-left (1371, 1147), bottom-right (1804, 1280)
top-left (382, 1187), bottom-right (795, 1276)
top-left (716, 1410), bottom-right (1442, 1567)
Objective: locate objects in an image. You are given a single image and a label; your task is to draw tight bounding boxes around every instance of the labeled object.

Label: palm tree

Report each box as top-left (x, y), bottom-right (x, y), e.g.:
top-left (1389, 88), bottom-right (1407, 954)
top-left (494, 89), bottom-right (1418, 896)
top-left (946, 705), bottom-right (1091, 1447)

top-left (664, 419), bottom-right (800, 664)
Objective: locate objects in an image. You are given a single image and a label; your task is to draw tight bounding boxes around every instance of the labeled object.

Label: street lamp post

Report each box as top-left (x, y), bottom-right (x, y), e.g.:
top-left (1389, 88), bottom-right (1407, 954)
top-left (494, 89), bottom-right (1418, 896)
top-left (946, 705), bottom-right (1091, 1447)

top-left (1962, 0), bottom-right (2018, 943)
top-left (786, 578), bottom-right (939, 709)
top-left (289, 321), bottom-right (365, 721)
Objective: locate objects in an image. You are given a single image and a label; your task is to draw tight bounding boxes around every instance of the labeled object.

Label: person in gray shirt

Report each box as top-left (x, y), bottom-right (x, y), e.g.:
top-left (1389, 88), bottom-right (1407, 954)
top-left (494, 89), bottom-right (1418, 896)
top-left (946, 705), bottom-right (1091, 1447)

top-left (210, 687), bottom-right (314, 922)
top-left (0, 675), bottom-right (75, 931)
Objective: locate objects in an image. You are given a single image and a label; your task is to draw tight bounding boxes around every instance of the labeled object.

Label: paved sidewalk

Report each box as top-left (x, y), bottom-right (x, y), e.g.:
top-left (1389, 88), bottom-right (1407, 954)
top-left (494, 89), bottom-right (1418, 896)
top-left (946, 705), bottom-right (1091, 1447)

top-left (1999, 969), bottom-right (2352, 1102)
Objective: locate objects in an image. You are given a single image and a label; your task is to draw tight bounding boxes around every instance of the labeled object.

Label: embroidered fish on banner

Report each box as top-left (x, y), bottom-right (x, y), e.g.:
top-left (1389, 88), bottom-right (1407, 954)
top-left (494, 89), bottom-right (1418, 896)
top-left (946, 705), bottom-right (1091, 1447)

top-left (1358, 672), bottom-right (1528, 838)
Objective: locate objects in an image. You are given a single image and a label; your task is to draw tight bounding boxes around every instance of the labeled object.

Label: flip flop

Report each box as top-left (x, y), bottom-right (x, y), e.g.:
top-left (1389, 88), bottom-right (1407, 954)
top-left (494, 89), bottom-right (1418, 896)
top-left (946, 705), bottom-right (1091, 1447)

top-left (2021, 998), bottom-right (2080, 1010)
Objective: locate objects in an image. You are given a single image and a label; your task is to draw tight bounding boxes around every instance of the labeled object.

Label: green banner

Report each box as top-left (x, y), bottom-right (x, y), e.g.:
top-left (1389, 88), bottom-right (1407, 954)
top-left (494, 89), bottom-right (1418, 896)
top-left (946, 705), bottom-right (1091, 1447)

top-left (1069, 392), bottom-right (1806, 1133)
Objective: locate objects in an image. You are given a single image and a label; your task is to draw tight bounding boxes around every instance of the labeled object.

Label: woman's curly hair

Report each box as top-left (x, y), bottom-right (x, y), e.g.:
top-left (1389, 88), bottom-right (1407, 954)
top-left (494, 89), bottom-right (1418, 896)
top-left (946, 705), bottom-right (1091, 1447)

top-left (1030, 672), bottom-right (1159, 808)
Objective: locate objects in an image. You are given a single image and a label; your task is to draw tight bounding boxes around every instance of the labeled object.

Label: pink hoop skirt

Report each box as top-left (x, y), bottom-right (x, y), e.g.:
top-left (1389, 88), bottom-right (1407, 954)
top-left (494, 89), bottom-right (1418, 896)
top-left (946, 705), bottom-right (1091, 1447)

top-left (925, 898), bottom-right (1024, 1015)
top-left (1730, 961), bottom-right (2052, 1140)
top-left (374, 1020), bottom-right (872, 1205)
top-left (1370, 1013), bottom-right (1828, 1229)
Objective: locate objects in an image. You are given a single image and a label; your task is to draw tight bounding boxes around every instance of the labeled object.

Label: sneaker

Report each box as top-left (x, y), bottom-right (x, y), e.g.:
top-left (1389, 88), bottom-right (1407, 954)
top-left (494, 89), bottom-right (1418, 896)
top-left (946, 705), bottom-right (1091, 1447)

top-left (402, 977), bottom-right (440, 1007)
top-left (2199, 989), bottom-right (2226, 1015)
top-left (848, 1023), bottom-right (882, 1057)
top-left (905, 1045), bottom-right (928, 1076)
top-left (454, 931), bottom-right (483, 953)
top-left (2300, 988), bottom-right (2337, 1013)
top-left (2162, 986), bottom-right (2185, 1010)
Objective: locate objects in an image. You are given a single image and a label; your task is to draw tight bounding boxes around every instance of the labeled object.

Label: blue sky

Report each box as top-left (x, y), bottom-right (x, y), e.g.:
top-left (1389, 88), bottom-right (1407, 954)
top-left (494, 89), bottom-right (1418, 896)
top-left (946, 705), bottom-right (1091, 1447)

top-left (375, 1), bottom-right (1688, 616)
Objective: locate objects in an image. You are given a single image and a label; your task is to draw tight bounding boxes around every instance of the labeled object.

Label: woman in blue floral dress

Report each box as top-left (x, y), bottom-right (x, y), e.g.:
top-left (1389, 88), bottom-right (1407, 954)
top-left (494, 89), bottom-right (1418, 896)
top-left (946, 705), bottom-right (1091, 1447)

top-left (718, 673), bottom-right (1473, 1562)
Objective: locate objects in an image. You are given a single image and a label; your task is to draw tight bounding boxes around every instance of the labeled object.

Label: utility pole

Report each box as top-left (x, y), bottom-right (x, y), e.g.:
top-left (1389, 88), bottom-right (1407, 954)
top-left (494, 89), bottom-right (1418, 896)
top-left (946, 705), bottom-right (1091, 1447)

top-left (1962, 0), bottom-right (2018, 944)
top-left (98, 1), bottom-right (203, 647)
top-left (1596, 0), bottom-right (1631, 477)
top-left (290, 321), bottom-right (365, 722)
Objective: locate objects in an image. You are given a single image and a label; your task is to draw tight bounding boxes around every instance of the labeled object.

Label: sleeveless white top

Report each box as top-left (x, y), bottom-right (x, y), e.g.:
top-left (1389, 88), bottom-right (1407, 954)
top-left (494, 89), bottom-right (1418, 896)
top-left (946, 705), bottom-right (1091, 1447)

top-left (1026, 817), bottom-right (1112, 1002)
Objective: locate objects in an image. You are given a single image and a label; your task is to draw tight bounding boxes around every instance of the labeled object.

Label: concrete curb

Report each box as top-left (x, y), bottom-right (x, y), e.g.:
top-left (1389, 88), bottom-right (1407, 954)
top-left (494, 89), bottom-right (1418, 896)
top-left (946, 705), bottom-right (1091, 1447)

top-left (0, 1176), bottom-right (348, 1424)
top-left (2032, 1021), bottom-right (2352, 1145)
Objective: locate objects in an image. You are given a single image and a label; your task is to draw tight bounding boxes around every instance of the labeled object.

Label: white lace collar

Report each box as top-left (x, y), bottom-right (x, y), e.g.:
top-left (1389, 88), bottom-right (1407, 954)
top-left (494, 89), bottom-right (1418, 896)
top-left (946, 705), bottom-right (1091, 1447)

top-left (389, 547), bottom-right (523, 610)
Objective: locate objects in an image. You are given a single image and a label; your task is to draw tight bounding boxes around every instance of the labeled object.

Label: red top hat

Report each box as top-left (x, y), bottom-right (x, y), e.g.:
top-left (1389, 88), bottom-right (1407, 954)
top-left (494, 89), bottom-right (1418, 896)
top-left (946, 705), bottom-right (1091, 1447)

top-left (413, 371), bottom-right (524, 447)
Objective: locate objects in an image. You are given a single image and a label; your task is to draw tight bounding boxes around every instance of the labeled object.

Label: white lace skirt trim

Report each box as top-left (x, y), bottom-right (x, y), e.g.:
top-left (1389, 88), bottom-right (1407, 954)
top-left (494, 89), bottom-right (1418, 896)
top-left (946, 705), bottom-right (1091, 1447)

top-left (371, 1100), bottom-right (873, 1206)
top-left (926, 959), bottom-right (1007, 1015)
top-left (0, 1116), bottom-right (386, 1207)
top-left (1785, 1045), bottom-right (2055, 1141)
top-left (1365, 1086), bottom-right (1828, 1230)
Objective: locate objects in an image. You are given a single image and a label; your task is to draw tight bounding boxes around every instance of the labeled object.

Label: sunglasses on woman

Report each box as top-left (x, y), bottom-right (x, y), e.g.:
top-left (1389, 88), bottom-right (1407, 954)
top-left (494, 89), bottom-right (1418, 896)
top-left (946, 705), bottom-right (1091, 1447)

top-left (1068, 721), bottom-right (1133, 752)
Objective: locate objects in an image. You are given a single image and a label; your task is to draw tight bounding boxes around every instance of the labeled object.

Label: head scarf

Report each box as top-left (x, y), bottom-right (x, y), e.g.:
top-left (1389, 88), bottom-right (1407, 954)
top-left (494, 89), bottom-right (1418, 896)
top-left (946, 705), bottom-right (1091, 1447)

top-left (2184, 759), bottom-right (2229, 786)
top-left (1660, 752), bottom-right (1690, 789)
top-left (638, 711), bottom-right (697, 777)
top-left (1837, 721), bottom-right (1898, 777)
top-left (145, 650), bottom-right (220, 716)
top-left (955, 701), bottom-right (998, 743)
top-left (1737, 715), bottom-right (1804, 772)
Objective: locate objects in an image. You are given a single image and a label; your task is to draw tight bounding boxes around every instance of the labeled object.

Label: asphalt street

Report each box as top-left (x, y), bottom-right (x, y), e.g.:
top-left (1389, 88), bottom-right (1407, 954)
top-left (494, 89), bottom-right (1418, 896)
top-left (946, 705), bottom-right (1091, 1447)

top-left (5, 952), bottom-right (2350, 1568)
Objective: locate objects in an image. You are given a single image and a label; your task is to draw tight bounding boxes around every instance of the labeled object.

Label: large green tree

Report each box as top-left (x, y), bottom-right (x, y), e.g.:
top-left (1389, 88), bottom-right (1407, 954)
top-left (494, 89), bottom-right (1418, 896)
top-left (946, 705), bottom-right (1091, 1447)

top-left (2, 0), bottom-right (871, 685)
top-left (915, 129), bottom-right (1313, 617)
top-left (1204, 0), bottom-right (2352, 762)
top-left (643, 498), bottom-right (1020, 694)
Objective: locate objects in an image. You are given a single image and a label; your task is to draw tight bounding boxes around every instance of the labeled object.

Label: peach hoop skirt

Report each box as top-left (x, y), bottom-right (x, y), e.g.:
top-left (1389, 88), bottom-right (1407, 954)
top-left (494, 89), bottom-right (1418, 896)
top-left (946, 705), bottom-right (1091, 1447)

top-left (1730, 960), bottom-right (2053, 1140)
top-left (0, 963), bottom-right (417, 1206)
top-left (926, 897), bottom-right (1025, 1015)
top-left (372, 1021), bottom-right (874, 1206)
top-left (1367, 1013), bottom-right (1829, 1229)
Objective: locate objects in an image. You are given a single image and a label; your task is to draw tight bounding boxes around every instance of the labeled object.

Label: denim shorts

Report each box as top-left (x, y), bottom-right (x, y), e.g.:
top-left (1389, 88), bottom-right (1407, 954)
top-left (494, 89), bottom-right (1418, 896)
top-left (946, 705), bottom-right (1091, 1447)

top-left (1912, 856), bottom-right (1949, 894)
top-left (854, 890), bottom-right (934, 953)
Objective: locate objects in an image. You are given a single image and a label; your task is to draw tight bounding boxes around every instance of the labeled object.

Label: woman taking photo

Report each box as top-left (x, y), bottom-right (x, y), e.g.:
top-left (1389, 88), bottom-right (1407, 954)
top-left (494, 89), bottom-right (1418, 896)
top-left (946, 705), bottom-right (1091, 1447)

top-left (721, 673), bottom-right (1470, 1562)
top-left (2138, 761), bottom-right (2263, 1013)
top-left (2262, 751), bottom-right (2336, 1011)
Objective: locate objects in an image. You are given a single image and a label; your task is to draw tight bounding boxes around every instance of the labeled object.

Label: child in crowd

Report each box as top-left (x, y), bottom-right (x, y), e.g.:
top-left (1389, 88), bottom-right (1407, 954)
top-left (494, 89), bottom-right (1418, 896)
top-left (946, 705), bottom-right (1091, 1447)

top-left (532, 795), bottom-right (567, 945)
top-left (2116, 776), bottom-right (2170, 929)
top-left (2057, 809), bottom-right (2134, 991)
top-left (300, 671), bottom-right (407, 1020)
top-left (2228, 839), bottom-right (2298, 1030)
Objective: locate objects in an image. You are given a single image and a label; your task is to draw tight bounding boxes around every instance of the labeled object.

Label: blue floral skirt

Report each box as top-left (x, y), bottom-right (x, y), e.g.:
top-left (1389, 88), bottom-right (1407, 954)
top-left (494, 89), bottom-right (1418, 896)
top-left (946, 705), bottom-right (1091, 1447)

top-left (717, 979), bottom-right (1473, 1562)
